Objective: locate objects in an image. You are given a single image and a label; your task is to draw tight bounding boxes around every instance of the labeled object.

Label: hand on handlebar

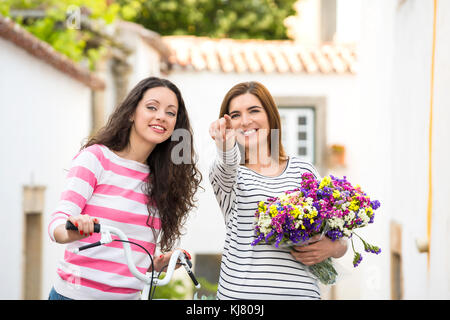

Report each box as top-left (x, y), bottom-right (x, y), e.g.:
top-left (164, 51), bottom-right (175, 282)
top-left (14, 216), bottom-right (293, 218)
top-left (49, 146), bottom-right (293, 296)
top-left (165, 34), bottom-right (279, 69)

top-left (152, 249), bottom-right (191, 273)
top-left (54, 215), bottom-right (99, 244)
top-left (67, 215), bottom-right (99, 237)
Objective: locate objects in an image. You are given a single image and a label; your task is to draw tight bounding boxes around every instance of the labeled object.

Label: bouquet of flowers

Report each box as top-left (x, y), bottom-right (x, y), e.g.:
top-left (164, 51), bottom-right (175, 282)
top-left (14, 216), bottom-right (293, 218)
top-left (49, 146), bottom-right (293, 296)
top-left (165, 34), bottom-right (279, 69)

top-left (251, 172), bottom-right (381, 285)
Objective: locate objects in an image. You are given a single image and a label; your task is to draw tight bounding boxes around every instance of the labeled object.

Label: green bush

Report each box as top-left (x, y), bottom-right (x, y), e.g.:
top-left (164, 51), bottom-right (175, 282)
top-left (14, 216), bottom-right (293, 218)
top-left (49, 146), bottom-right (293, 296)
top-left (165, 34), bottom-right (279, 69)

top-left (149, 274), bottom-right (218, 300)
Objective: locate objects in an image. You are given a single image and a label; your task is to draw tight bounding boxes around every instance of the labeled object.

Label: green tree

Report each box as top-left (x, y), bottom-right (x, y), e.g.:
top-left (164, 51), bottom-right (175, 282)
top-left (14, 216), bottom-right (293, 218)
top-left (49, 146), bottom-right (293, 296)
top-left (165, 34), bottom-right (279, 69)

top-left (118, 0), bottom-right (297, 40)
top-left (0, 0), bottom-right (297, 69)
top-left (1, 0), bottom-right (120, 70)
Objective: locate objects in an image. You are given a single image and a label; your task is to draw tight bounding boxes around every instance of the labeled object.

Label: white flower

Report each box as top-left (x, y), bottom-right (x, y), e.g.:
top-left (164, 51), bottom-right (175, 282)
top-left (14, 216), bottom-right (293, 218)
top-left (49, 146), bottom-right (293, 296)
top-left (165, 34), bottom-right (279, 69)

top-left (258, 213), bottom-right (273, 236)
top-left (343, 228), bottom-right (352, 237)
top-left (279, 194), bottom-right (289, 203)
top-left (328, 217), bottom-right (345, 231)
top-left (344, 211), bottom-right (355, 222)
top-left (358, 208), bottom-right (370, 225)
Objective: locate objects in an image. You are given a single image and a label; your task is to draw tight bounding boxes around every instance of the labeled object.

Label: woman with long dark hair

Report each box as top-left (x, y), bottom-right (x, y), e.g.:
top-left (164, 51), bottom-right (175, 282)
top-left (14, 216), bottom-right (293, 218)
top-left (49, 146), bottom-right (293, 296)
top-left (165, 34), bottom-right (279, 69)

top-left (48, 77), bottom-right (202, 300)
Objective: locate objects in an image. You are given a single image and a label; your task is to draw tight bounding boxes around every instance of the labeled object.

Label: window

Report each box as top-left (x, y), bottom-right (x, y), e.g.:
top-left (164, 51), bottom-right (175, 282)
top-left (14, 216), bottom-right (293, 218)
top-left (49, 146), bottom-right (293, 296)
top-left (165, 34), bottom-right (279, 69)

top-left (279, 107), bottom-right (315, 164)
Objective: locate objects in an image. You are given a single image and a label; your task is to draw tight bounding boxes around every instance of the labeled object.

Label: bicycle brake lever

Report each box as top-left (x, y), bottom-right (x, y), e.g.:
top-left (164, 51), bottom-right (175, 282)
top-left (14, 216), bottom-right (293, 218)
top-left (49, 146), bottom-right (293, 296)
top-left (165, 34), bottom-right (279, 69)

top-left (179, 254), bottom-right (201, 289)
top-left (69, 227), bottom-right (112, 254)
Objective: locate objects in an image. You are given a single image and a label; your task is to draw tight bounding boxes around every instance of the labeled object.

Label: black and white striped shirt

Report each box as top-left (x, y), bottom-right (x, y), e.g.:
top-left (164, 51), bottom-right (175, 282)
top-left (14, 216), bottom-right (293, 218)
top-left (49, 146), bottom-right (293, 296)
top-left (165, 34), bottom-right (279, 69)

top-left (209, 143), bottom-right (322, 300)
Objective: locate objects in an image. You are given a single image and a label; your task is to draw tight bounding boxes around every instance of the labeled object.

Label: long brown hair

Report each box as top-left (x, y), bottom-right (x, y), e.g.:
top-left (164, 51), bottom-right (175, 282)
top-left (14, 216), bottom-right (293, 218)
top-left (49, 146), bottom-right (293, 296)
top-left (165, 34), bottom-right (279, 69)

top-left (83, 77), bottom-right (202, 252)
top-left (219, 81), bottom-right (287, 162)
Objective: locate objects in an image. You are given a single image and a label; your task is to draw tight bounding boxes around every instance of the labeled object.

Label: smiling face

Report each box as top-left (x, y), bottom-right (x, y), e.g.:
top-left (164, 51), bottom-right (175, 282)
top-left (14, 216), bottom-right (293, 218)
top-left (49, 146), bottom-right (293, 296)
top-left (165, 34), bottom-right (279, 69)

top-left (130, 86), bottom-right (179, 149)
top-left (228, 93), bottom-right (270, 152)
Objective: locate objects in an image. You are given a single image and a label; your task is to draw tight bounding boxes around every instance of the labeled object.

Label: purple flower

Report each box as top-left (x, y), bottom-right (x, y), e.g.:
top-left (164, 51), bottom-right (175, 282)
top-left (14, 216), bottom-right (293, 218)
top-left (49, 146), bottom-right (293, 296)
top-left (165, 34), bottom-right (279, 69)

top-left (371, 200), bottom-right (381, 210)
top-left (327, 229), bottom-right (343, 241)
top-left (251, 233), bottom-right (265, 246)
top-left (364, 244), bottom-right (382, 255)
top-left (274, 233), bottom-right (284, 247)
top-left (353, 252), bottom-right (363, 267)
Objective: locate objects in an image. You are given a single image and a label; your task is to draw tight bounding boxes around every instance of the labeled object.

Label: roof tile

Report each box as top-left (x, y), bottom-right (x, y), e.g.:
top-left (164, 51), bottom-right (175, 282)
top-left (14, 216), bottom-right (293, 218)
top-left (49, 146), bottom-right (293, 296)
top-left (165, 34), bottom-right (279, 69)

top-left (163, 36), bottom-right (356, 75)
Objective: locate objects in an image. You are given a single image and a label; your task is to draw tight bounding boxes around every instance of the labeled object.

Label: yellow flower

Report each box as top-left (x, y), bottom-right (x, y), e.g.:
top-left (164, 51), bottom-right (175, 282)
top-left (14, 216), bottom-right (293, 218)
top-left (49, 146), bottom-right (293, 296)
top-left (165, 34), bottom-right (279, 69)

top-left (348, 200), bottom-right (360, 212)
top-left (333, 190), bottom-right (340, 199)
top-left (319, 176), bottom-right (331, 189)
top-left (290, 207), bottom-right (300, 219)
top-left (258, 201), bottom-right (267, 213)
top-left (269, 205), bottom-right (279, 217)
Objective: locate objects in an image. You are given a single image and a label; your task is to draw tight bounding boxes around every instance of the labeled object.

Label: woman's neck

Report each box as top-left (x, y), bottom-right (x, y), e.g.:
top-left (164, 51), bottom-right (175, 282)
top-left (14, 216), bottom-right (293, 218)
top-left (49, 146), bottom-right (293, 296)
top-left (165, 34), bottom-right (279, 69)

top-left (114, 136), bottom-right (155, 164)
top-left (244, 146), bottom-right (287, 177)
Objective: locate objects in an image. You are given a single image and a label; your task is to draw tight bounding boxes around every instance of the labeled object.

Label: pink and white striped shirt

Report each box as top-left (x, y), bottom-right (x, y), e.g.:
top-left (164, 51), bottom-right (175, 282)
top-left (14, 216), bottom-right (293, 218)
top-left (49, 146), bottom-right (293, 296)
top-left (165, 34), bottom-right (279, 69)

top-left (48, 144), bottom-right (160, 300)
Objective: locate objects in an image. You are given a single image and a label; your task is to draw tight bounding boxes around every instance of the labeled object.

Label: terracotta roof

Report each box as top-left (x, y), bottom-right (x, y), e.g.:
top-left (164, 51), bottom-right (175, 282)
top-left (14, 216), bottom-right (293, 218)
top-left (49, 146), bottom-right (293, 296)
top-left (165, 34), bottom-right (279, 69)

top-left (162, 36), bottom-right (357, 75)
top-left (0, 15), bottom-right (105, 90)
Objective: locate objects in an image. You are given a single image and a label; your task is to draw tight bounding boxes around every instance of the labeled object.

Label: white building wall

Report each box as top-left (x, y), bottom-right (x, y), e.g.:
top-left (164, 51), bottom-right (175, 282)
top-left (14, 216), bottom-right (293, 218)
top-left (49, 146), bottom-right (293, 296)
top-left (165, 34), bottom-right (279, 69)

top-left (119, 30), bottom-right (162, 92)
top-left (430, 0), bottom-right (450, 299)
top-left (0, 38), bottom-right (93, 299)
top-left (330, 0), bottom-right (397, 300)
top-left (387, 0), bottom-right (450, 299)
top-left (343, 0), bottom-right (450, 300)
top-left (335, 0), bottom-right (362, 43)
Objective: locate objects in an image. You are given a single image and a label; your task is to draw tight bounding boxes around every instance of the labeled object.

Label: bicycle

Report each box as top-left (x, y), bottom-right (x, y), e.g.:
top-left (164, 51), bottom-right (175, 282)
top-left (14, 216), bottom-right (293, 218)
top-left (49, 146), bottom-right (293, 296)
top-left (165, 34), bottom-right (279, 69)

top-left (65, 220), bottom-right (201, 300)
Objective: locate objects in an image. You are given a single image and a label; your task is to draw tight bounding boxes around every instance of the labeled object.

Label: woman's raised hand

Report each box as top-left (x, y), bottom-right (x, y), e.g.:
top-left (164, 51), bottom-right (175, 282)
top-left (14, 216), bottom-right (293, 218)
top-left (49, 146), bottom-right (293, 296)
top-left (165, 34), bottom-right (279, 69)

top-left (209, 114), bottom-right (236, 151)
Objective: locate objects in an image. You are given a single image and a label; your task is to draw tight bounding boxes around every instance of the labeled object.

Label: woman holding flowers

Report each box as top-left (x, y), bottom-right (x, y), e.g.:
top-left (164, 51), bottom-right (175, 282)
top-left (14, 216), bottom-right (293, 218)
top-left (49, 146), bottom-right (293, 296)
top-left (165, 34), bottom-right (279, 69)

top-left (48, 77), bottom-right (201, 300)
top-left (209, 81), bottom-right (347, 299)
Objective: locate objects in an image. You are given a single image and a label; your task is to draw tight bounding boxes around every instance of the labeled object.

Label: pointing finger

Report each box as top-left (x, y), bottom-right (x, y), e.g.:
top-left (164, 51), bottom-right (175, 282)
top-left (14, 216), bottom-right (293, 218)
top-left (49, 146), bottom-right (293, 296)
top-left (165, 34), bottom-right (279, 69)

top-left (224, 114), bottom-right (232, 129)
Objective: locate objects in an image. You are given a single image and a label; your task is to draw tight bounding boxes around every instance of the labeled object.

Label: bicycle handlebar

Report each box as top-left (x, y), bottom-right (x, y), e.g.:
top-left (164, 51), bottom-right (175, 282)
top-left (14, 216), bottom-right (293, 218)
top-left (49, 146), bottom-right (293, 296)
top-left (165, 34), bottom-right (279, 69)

top-left (65, 220), bottom-right (200, 290)
top-left (66, 220), bottom-right (101, 233)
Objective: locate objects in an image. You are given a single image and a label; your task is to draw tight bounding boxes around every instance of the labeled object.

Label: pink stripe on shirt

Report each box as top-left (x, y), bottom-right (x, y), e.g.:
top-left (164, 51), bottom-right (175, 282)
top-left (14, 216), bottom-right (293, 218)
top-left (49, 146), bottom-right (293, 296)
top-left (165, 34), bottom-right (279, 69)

top-left (82, 145), bottom-right (149, 182)
top-left (60, 190), bottom-right (86, 209)
top-left (94, 184), bottom-right (148, 204)
top-left (57, 268), bottom-right (141, 295)
top-left (79, 233), bottom-right (157, 256)
top-left (48, 211), bottom-right (70, 241)
top-left (64, 250), bottom-right (148, 277)
top-left (82, 204), bottom-right (161, 229)
top-left (67, 166), bottom-right (97, 188)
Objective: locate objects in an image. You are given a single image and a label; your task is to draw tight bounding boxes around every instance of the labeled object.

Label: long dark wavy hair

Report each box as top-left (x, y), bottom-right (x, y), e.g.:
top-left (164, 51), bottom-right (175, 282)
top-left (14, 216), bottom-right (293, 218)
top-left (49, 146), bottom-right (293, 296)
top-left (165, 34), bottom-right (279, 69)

top-left (82, 77), bottom-right (202, 252)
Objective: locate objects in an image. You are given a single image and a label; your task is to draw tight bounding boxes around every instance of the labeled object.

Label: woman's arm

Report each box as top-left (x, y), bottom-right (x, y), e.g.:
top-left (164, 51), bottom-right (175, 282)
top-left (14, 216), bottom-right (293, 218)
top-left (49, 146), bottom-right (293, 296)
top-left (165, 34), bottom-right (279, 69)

top-left (48, 146), bottom-right (102, 243)
top-left (53, 215), bottom-right (99, 244)
top-left (209, 115), bottom-right (240, 222)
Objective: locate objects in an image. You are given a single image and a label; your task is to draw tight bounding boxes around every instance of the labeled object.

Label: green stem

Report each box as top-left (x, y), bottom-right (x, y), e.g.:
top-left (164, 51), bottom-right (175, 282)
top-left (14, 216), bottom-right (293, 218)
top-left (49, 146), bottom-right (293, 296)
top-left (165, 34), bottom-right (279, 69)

top-left (350, 236), bottom-right (356, 254)
top-left (352, 231), bottom-right (368, 247)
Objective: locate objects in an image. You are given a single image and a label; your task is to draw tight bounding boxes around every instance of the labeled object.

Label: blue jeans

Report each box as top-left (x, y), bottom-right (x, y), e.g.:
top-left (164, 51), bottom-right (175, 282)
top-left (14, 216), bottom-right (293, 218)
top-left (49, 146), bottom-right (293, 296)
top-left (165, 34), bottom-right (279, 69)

top-left (48, 287), bottom-right (73, 300)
